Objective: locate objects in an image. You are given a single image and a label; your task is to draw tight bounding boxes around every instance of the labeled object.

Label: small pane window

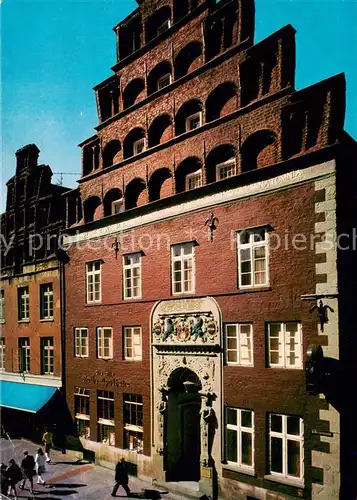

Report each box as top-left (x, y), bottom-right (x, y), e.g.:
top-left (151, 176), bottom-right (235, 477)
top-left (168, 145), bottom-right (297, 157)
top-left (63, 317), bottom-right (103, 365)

top-left (217, 159), bottom-right (236, 180)
top-left (237, 229), bottom-right (269, 288)
top-left (225, 407), bottom-right (254, 471)
top-left (185, 170), bottom-right (202, 191)
top-left (97, 327), bottom-right (113, 359)
top-left (124, 327), bottom-right (142, 360)
top-left (186, 112), bottom-right (202, 132)
top-left (124, 393), bottom-right (143, 453)
top-left (75, 328), bottom-right (89, 358)
top-left (86, 261), bottom-right (101, 303)
top-left (41, 337), bottom-right (54, 374)
top-left (171, 243), bottom-right (195, 295)
top-left (123, 253), bottom-right (142, 300)
top-left (18, 286), bottom-right (29, 321)
top-left (225, 324), bottom-right (253, 365)
top-left (268, 323), bottom-right (302, 369)
top-left (40, 283), bottom-right (54, 320)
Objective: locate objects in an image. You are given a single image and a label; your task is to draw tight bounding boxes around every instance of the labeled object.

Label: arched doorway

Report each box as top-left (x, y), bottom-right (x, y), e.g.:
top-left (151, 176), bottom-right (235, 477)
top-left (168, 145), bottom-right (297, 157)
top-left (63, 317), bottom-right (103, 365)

top-left (165, 368), bottom-right (202, 481)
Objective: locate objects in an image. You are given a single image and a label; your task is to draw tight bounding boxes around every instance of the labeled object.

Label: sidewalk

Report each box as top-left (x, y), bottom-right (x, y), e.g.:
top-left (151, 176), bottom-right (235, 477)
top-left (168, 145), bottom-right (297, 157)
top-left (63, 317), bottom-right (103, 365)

top-left (0, 438), bottom-right (184, 499)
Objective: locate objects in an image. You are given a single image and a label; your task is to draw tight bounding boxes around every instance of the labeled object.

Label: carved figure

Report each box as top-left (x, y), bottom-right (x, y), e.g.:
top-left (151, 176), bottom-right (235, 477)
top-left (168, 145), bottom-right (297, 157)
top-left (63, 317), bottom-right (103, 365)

top-left (191, 316), bottom-right (204, 341)
top-left (309, 300), bottom-right (334, 333)
top-left (111, 237), bottom-right (120, 259)
top-left (162, 318), bottom-right (174, 341)
top-left (205, 213), bottom-right (219, 242)
top-left (200, 401), bottom-right (215, 423)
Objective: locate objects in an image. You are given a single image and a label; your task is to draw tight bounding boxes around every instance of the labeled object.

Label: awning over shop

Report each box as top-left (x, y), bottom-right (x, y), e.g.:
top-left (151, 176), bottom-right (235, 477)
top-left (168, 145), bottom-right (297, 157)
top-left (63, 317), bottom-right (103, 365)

top-left (0, 380), bottom-right (58, 413)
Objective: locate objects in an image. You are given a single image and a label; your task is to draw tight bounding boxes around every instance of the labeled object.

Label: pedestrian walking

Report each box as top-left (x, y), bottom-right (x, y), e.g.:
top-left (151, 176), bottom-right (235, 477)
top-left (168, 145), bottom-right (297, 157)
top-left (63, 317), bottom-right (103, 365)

top-left (0, 463), bottom-right (9, 495)
top-left (20, 450), bottom-right (35, 493)
top-left (35, 448), bottom-right (46, 485)
top-left (6, 458), bottom-right (22, 499)
top-left (111, 458), bottom-right (131, 497)
top-left (42, 428), bottom-right (53, 462)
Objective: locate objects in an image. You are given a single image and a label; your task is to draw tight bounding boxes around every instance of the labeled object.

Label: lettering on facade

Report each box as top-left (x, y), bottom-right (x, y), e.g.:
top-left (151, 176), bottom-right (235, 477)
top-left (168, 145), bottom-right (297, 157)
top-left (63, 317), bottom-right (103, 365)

top-left (82, 370), bottom-right (130, 388)
top-left (311, 429), bottom-right (334, 438)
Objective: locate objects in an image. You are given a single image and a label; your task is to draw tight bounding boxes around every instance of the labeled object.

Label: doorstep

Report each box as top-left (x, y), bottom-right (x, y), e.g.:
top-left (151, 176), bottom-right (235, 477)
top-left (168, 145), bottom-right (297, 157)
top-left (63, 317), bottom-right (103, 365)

top-left (153, 480), bottom-right (208, 499)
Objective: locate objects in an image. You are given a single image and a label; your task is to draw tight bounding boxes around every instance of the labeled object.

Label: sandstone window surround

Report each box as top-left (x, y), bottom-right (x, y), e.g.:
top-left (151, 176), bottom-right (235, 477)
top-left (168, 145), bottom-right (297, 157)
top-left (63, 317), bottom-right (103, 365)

top-left (225, 323), bottom-right (253, 366)
top-left (97, 327), bottom-right (113, 360)
top-left (268, 414), bottom-right (304, 485)
top-left (74, 328), bottom-right (89, 358)
top-left (225, 407), bottom-right (255, 473)
top-left (237, 228), bottom-right (269, 288)
top-left (267, 322), bottom-right (302, 369)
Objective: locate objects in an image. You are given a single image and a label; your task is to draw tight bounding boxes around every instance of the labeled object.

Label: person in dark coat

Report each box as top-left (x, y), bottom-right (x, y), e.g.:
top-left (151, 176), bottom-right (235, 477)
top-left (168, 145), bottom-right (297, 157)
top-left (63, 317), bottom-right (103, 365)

top-left (7, 458), bottom-right (23, 499)
top-left (20, 451), bottom-right (35, 493)
top-left (0, 463), bottom-right (9, 495)
top-left (111, 458), bottom-right (131, 497)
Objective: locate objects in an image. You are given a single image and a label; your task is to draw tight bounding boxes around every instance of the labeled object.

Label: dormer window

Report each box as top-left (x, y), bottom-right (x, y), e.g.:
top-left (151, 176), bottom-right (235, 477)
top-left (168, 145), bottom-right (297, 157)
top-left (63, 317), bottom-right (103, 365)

top-left (186, 170), bottom-right (202, 191)
top-left (133, 138), bottom-right (145, 156)
top-left (157, 19), bottom-right (171, 36)
top-left (111, 198), bottom-right (124, 215)
top-left (216, 159), bottom-right (236, 180)
top-left (186, 112), bottom-right (202, 132)
top-left (158, 73), bottom-right (172, 90)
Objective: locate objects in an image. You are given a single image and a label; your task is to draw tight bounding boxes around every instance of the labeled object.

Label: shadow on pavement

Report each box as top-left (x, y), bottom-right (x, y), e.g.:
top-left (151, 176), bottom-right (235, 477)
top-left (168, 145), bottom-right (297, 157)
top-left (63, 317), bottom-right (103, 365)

top-left (45, 483), bottom-right (86, 488)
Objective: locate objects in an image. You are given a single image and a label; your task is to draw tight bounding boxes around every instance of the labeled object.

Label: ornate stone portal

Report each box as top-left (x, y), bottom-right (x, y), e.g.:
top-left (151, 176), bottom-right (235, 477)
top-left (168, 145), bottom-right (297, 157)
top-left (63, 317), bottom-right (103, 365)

top-left (151, 297), bottom-right (222, 494)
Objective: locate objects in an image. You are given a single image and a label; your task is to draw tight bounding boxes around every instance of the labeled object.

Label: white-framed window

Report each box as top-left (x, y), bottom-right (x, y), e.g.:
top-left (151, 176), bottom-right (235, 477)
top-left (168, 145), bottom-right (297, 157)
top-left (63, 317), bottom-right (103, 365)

top-left (40, 283), bottom-right (54, 320)
top-left (0, 338), bottom-right (5, 370)
top-left (216, 158), bottom-right (236, 180)
top-left (124, 327), bottom-right (142, 361)
top-left (75, 387), bottom-right (90, 439)
top-left (41, 337), bottom-right (54, 374)
top-left (185, 170), bottom-right (202, 191)
top-left (97, 327), bottom-right (113, 359)
top-left (0, 290), bottom-right (5, 323)
top-left (157, 73), bottom-right (172, 90)
top-left (172, 242), bottom-right (195, 295)
top-left (18, 338), bottom-right (30, 373)
top-left (226, 407), bottom-right (254, 472)
top-left (86, 261), bottom-right (101, 303)
top-left (225, 324), bottom-right (253, 365)
top-left (123, 253), bottom-right (142, 300)
top-left (75, 328), bottom-right (89, 358)
top-left (18, 286), bottom-right (29, 321)
top-left (133, 138), bottom-right (145, 156)
top-left (269, 413), bottom-right (304, 482)
top-left (111, 198), bottom-right (124, 215)
top-left (124, 393), bottom-right (143, 453)
top-left (157, 19), bottom-right (171, 36)
top-left (268, 322), bottom-right (302, 369)
top-left (98, 390), bottom-right (115, 446)
top-left (237, 228), bottom-right (269, 288)
top-left (186, 112), bottom-right (202, 132)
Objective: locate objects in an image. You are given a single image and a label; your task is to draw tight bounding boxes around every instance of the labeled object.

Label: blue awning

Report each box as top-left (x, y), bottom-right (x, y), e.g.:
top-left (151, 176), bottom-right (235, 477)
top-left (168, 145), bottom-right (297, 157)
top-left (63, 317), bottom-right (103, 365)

top-left (0, 381), bottom-right (58, 413)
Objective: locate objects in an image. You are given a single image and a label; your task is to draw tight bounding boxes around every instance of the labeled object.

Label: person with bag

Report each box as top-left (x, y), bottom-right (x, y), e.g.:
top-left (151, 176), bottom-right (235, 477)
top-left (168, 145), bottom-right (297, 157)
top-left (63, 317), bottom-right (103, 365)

top-left (42, 428), bottom-right (53, 462)
top-left (20, 451), bottom-right (35, 493)
top-left (35, 448), bottom-right (46, 485)
top-left (6, 458), bottom-right (22, 499)
top-left (111, 458), bottom-right (131, 497)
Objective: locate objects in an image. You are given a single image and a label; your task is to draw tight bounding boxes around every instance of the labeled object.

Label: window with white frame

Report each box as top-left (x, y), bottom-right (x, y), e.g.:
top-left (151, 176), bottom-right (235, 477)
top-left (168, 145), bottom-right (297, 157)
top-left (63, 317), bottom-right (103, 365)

top-left (216, 158), bottom-right (236, 180)
top-left (186, 112), bottom-right (202, 132)
top-left (226, 407), bottom-right (254, 471)
top-left (75, 328), bottom-right (89, 358)
top-left (40, 283), bottom-right (53, 320)
top-left (18, 286), bottom-right (29, 321)
top-left (268, 322), bottom-right (302, 369)
top-left (124, 327), bottom-right (142, 360)
top-left (0, 338), bottom-right (5, 370)
top-left (172, 243), bottom-right (195, 295)
top-left (269, 413), bottom-right (304, 482)
top-left (123, 253), bottom-right (141, 299)
top-left (185, 170), bottom-right (202, 191)
top-left (157, 73), bottom-right (171, 90)
top-left (86, 261), bottom-right (101, 303)
top-left (225, 324), bottom-right (253, 365)
top-left (124, 393), bottom-right (143, 453)
top-left (75, 387), bottom-right (90, 439)
top-left (237, 228), bottom-right (268, 288)
top-left (157, 19), bottom-right (171, 36)
top-left (98, 390), bottom-right (115, 446)
top-left (111, 198), bottom-right (124, 215)
top-left (133, 138), bottom-right (145, 156)
top-left (41, 337), bottom-right (54, 374)
top-left (0, 290), bottom-right (5, 323)
top-left (18, 338), bottom-right (30, 373)
top-left (97, 327), bottom-right (113, 359)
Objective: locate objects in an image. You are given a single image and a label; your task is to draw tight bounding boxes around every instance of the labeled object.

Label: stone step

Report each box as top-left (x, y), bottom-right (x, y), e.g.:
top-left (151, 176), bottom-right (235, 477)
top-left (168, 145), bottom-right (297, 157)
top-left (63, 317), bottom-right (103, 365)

top-left (152, 480), bottom-right (210, 500)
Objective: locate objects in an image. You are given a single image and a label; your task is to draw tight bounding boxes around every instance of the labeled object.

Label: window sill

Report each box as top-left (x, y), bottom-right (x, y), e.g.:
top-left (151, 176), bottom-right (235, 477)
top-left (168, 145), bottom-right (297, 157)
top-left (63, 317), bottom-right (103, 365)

top-left (18, 319), bottom-right (30, 324)
top-left (75, 356), bottom-right (89, 359)
top-left (0, 320), bottom-right (5, 324)
top-left (226, 363), bottom-right (254, 368)
top-left (124, 358), bottom-right (142, 362)
top-left (98, 357), bottom-right (113, 361)
top-left (40, 318), bottom-right (54, 323)
top-left (264, 474), bottom-right (304, 488)
top-left (237, 286), bottom-right (271, 294)
top-left (268, 365), bottom-right (303, 370)
top-left (222, 464), bottom-right (255, 477)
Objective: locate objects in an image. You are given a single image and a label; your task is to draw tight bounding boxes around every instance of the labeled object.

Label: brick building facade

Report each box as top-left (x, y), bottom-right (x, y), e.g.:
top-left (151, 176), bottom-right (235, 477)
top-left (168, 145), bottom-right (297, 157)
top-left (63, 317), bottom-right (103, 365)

top-left (62, 1), bottom-right (357, 498)
top-left (0, 144), bottom-right (69, 440)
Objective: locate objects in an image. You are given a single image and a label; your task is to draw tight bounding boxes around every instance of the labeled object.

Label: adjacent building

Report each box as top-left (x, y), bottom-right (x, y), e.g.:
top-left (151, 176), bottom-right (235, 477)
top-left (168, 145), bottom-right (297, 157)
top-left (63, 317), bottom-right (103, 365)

top-left (59, 0), bottom-right (356, 499)
top-left (0, 144), bottom-right (69, 442)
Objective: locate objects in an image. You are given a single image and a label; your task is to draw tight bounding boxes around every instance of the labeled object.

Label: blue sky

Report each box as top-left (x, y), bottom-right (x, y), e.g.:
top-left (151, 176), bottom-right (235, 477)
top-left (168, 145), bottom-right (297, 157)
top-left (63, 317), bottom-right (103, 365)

top-left (2, 0), bottom-right (357, 210)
